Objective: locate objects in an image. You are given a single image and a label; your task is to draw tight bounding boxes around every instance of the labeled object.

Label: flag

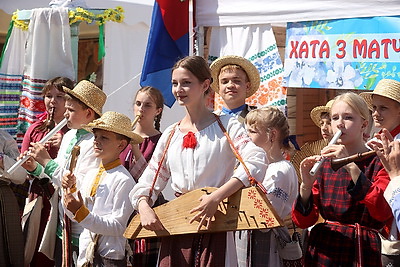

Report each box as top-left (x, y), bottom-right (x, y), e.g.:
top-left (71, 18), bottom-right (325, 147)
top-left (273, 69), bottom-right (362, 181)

top-left (140, 0), bottom-right (189, 107)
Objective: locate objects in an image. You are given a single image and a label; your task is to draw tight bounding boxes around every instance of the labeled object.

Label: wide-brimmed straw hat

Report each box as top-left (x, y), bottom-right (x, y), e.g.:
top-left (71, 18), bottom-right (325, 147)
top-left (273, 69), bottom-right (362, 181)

top-left (360, 79), bottom-right (400, 110)
top-left (210, 55), bottom-right (260, 98)
top-left (83, 111), bottom-right (143, 144)
top-left (310, 99), bottom-right (334, 128)
top-left (63, 80), bottom-right (107, 116)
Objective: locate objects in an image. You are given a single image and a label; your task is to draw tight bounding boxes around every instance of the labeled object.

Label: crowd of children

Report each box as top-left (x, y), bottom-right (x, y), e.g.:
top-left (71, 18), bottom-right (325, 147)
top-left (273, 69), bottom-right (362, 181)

top-left (1, 54), bottom-right (400, 267)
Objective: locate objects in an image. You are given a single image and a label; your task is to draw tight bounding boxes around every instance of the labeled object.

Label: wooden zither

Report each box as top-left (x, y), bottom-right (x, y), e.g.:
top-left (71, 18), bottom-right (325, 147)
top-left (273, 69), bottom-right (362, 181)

top-left (124, 186), bottom-right (283, 239)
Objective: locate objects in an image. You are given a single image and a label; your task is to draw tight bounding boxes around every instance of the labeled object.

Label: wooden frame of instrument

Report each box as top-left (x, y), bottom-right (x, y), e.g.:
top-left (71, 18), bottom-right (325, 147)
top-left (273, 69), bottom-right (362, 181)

top-left (124, 186), bottom-right (284, 239)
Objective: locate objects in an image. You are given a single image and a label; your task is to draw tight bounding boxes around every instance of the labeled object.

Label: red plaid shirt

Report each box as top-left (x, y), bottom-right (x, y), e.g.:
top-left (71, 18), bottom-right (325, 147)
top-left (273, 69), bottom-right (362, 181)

top-left (292, 155), bottom-right (392, 267)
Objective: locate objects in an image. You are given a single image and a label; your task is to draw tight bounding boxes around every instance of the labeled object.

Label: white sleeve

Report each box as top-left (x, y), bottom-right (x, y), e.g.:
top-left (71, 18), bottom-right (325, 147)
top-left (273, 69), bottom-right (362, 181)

top-left (78, 177), bottom-right (135, 236)
top-left (129, 125), bottom-right (175, 210)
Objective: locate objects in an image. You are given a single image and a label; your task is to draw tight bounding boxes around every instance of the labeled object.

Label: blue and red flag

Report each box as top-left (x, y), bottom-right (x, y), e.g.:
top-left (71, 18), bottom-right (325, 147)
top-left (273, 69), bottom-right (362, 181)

top-left (140, 0), bottom-right (189, 107)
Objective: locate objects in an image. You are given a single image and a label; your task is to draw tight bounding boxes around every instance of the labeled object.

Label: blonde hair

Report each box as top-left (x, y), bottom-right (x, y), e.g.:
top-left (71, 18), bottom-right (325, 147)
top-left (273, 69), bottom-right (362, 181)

top-left (331, 92), bottom-right (370, 122)
top-left (245, 106), bottom-right (290, 151)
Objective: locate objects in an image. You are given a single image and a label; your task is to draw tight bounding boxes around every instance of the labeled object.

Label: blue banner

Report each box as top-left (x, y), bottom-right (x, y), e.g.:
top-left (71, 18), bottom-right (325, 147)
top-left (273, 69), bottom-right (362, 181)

top-left (283, 16), bottom-right (400, 90)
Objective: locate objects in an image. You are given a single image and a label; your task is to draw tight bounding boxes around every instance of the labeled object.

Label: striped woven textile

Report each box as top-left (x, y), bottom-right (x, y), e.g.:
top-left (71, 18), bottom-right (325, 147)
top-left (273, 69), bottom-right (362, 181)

top-left (16, 76), bottom-right (46, 145)
top-left (0, 73), bottom-right (23, 138)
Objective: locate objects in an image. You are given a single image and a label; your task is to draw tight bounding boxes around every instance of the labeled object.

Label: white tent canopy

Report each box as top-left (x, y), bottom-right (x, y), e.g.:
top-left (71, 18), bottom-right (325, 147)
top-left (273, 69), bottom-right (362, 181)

top-left (196, 0), bottom-right (400, 26)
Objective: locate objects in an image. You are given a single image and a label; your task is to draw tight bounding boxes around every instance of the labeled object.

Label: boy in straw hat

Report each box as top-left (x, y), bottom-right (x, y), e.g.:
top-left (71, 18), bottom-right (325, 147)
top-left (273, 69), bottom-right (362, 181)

top-left (22, 80), bottom-right (107, 266)
top-left (360, 79), bottom-right (400, 267)
top-left (210, 55), bottom-right (260, 123)
top-left (291, 99), bottom-right (334, 181)
top-left (62, 111), bottom-right (142, 267)
top-left (360, 78), bottom-right (400, 143)
top-left (310, 99), bottom-right (334, 143)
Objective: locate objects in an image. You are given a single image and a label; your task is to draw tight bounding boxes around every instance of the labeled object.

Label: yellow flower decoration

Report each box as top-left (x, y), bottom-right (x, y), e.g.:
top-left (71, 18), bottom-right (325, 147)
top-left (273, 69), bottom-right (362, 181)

top-left (11, 7), bottom-right (124, 31)
top-left (12, 10), bottom-right (29, 31)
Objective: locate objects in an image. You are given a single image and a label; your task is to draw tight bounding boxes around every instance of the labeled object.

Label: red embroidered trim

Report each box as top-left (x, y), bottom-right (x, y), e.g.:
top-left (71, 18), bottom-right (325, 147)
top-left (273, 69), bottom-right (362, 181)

top-left (183, 131), bottom-right (197, 149)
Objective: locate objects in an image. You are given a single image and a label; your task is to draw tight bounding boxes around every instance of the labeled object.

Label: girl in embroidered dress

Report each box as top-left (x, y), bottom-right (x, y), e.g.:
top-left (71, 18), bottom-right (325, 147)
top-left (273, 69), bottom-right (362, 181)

top-left (129, 55), bottom-right (267, 267)
top-left (292, 92), bottom-right (392, 267)
top-left (235, 106), bottom-right (298, 266)
top-left (119, 87), bottom-right (164, 266)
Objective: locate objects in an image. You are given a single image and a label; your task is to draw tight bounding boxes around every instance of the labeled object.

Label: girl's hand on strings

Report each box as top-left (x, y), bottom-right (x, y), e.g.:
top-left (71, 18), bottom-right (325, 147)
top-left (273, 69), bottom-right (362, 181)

top-left (189, 193), bottom-right (219, 231)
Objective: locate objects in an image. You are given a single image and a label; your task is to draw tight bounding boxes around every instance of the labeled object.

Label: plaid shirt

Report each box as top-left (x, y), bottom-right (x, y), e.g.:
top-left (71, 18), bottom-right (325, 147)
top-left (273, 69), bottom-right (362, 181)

top-left (293, 155), bottom-right (392, 267)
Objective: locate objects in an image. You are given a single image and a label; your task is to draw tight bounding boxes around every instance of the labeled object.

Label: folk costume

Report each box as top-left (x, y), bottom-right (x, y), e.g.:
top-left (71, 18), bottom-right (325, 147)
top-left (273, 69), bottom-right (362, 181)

top-left (130, 114), bottom-right (267, 267)
top-left (0, 129), bottom-right (27, 267)
top-left (19, 111), bottom-right (69, 267)
top-left (361, 78), bottom-right (400, 266)
top-left (71, 111), bottom-right (142, 267)
top-left (28, 80), bottom-right (106, 266)
top-left (292, 155), bottom-right (392, 267)
top-left (74, 161), bottom-right (135, 267)
top-left (210, 55), bottom-right (261, 125)
top-left (236, 160), bottom-right (298, 266)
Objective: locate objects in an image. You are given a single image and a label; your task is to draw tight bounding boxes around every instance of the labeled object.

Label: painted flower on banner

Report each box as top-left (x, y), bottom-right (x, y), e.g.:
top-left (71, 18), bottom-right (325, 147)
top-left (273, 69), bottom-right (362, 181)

top-left (283, 59), bottom-right (316, 87)
top-left (325, 61), bottom-right (363, 89)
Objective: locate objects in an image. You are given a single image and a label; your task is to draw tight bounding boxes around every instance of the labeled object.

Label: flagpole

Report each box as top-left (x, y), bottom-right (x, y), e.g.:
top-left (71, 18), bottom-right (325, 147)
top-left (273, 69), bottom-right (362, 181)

top-left (189, 0), bottom-right (194, 55)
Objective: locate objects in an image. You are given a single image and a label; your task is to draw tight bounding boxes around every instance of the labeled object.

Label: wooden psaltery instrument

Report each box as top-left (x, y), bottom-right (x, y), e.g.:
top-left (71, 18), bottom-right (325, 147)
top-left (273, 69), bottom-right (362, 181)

top-left (124, 186), bottom-right (284, 239)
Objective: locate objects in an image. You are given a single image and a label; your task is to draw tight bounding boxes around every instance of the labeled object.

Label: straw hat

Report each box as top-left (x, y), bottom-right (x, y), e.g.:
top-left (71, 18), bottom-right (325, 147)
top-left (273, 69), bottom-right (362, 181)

top-left (63, 80), bottom-right (107, 116)
top-left (360, 79), bottom-right (400, 110)
top-left (310, 99), bottom-right (334, 128)
top-left (83, 111), bottom-right (143, 144)
top-left (210, 55), bottom-right (260, 98)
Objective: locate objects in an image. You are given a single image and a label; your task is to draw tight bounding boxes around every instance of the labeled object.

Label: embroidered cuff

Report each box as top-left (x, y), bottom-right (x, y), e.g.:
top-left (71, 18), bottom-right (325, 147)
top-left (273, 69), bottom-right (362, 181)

top-left (28, 164), bottom-right (43, 177)
top-left (74, 204), bottom-right (90, 223)
top-left (384, 176), bottom-right (400, 206)
top-left (44, 159), bottom-right (59, 177)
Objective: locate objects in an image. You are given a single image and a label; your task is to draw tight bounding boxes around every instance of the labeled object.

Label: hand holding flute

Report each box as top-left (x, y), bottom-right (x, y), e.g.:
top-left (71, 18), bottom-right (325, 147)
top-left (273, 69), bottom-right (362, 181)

top-left (309, 130), bottom-right (343, 176)
top-left (8, 118), bottom-right (68, 175)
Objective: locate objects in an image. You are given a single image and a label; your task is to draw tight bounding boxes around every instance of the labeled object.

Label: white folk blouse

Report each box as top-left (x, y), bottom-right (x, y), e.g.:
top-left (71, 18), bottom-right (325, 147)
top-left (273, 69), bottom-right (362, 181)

top-left (130, 114), bottom-right (267, 209)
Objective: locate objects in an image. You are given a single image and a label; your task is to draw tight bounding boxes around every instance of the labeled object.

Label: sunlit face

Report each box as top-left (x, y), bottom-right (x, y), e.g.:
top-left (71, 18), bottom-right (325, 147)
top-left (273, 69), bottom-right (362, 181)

top-left (319, 117), bottom-right (333, 141)
top-left (218, 68), bottom-right (250, 109)
top-left (93, 129), bottom-right (126, 163)
top-left (330, 101), bottom-right (366, 145)
top-left (371, 95), bottom-right (400, 132)
top-left (44, 86), bottom-right (66, 122)
top-left (172, 67), bottom-right (208, 107)
top-left (246, 123), bottom-right (270, 151)
top-left (64, 99), bottom-right (91, 129)
top-left (134, 91), bottom-right (162, 124)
